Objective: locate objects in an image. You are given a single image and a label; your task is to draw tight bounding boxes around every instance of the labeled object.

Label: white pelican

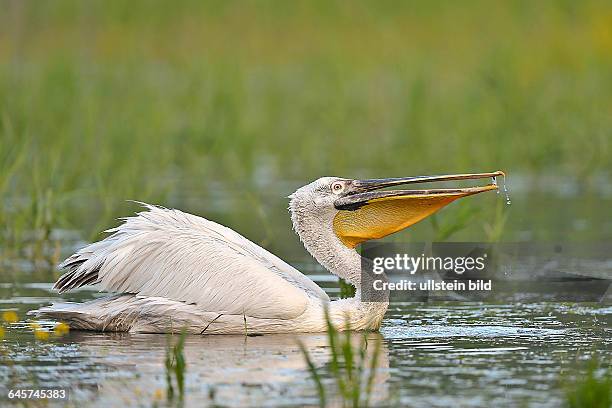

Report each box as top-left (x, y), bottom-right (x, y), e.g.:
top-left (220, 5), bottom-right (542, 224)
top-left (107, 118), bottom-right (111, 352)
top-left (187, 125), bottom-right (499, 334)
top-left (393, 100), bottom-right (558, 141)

top-left (32, 171), bottom-right (503, 334)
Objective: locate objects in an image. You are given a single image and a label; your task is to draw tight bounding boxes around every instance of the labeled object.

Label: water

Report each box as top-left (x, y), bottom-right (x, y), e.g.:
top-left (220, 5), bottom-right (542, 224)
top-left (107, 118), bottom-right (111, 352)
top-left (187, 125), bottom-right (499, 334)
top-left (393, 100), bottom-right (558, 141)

top-left (492, 174), bottom-right (511, 205)
top-left (502, 176), bottom-right (511, 206)
top-left (0, 283), bottom-right (610, 407)
top-left (0, 179), bottom-right (611, 407)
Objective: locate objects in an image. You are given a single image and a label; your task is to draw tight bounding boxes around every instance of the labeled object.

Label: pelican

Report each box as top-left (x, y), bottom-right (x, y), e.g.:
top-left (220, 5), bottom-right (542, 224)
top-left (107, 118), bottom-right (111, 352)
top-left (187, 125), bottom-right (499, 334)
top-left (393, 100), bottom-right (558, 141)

top-left (31, 171), bottom-right (504, 334)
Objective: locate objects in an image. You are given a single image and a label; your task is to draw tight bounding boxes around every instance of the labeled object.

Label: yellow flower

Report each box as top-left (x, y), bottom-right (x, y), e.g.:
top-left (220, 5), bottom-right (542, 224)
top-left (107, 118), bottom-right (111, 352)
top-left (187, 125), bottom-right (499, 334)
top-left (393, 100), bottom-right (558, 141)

top-left (54, 322), bottom-right (70, 336)
top-left (0, 326), bottom-right (4, 339)
top-left (2, 311), bottom-right (18, 323)
top-left (153, 389), bottom-right (163, 401)
top-left (34, 329), bottom-right (50, 341)
top-left (29, 322), bottom-right (41, 330)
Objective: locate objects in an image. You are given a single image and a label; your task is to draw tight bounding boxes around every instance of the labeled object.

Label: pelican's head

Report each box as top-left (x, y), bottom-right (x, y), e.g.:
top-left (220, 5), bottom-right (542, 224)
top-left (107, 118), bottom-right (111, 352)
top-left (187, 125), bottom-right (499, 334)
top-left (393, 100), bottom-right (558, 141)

top-left (290, 171), bottom-right (504, 248)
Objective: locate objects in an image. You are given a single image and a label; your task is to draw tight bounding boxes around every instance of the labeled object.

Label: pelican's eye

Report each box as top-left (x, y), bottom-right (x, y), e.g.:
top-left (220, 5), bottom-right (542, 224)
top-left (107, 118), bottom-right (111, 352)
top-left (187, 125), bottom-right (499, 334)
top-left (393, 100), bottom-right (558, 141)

top-left (331, 181), bottom-right (344, 194)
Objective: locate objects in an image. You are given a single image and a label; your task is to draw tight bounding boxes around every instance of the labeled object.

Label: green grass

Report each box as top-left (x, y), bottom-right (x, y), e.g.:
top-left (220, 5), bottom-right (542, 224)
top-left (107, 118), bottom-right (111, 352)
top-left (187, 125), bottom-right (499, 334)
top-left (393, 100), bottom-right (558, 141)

top-left (1, 0), bottom-right (611, 263)
top-left (165, 329), bottom-right (187, 405)
top-left (565, 356), bottom-right (611, 408)
top-left (299, 310), bottom-right (381, 407)
top-left (338, 278), bottom-right (356, 299)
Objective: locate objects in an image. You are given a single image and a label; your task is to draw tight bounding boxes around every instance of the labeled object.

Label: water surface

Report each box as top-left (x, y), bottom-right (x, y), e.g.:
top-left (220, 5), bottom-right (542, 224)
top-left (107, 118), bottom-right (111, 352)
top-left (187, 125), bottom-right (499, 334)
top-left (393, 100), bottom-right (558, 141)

top-left (1, 282), bottom-right (610, 407)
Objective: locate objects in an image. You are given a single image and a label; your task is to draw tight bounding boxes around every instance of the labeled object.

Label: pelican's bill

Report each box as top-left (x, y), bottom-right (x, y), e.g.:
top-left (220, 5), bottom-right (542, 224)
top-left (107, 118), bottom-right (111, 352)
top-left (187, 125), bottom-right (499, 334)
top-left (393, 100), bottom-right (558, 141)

top-left (333, 172), bottom-right (503, 248)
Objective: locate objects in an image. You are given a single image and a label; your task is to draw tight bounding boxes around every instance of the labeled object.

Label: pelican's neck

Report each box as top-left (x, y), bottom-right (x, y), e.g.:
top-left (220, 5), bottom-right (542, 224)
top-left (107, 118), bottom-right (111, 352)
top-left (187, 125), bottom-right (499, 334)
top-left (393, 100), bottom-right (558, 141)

top-left (290, 201), bottom-right (389, 330)
top-left (290, 205), bottom-right (362, 287)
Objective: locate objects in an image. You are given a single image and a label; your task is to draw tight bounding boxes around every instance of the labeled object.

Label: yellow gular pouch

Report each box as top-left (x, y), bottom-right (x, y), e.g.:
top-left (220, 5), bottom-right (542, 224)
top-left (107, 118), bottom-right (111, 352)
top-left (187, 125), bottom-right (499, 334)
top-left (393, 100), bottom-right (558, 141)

top-left (333, 185), bottom-right (497, 248)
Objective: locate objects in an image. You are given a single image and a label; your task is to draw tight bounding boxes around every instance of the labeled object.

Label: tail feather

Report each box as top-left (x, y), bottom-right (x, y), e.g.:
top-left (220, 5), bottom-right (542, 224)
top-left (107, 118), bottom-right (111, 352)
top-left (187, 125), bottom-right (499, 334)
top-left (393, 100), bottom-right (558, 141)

top-left (54, 256), bottom-right (101, 293)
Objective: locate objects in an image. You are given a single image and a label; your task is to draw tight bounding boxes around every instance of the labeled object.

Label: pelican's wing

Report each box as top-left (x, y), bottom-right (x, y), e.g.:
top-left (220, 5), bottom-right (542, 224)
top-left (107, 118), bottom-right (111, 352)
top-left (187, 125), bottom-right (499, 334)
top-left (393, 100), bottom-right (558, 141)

top-left (54, 204), bottom-right (329, 320)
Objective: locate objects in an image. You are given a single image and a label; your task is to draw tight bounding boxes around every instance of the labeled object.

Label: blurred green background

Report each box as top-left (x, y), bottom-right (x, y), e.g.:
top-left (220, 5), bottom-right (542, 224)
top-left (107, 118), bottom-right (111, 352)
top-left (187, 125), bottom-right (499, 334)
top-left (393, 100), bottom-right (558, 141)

top-left (1, 0), bottom-right (611, 278)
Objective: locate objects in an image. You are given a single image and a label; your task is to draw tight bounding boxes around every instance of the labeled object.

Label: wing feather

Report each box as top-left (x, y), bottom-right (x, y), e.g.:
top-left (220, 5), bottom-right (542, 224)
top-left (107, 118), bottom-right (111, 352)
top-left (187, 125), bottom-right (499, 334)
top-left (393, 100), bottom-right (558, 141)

top-left (55, 204), bottom-right (329, 320)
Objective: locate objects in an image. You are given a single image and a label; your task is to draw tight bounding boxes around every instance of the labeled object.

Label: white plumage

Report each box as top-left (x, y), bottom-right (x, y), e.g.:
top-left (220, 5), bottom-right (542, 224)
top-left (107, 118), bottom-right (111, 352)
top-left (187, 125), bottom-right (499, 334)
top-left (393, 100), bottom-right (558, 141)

top-left (55, 204), bottom-right (327, 321)
top-left (32, 173), bottom-right (498, 334)
top-left (33, 178), bottom-right (389, 334)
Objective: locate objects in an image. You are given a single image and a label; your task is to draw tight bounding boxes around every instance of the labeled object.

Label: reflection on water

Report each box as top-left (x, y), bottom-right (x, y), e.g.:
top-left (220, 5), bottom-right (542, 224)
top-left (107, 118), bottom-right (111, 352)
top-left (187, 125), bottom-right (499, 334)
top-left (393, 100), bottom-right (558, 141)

top-left (384, 303), bottom-right (610, 407)
top-left (0, 281), bottom-right (610, 407)
top-left (1, 305), bottom-right (389, 407)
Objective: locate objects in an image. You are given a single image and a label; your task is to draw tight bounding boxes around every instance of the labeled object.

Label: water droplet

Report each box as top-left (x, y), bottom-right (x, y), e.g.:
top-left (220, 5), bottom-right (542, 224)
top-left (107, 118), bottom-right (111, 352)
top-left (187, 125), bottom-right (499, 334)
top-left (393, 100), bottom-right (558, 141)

top-left (501, 173), bottom-right (511, 205)
top-left (492, 176), bottom-right (499, 194)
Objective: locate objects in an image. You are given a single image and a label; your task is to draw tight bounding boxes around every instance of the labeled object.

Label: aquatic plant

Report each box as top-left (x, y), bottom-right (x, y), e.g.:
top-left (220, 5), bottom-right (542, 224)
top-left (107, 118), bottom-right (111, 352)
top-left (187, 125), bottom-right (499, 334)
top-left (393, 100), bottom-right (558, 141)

top-left (338, 278), bottom-right (356, 299)
top-left (165, 329), bottom-right (187, 404)
top-left (430, 203), bottom-right (479, 241)
top-left (2, 0), bottom-right (612, 267)
top-left (26, 321), bottom-right (50, 341)
top-left (565, 356), bottom-right (611, 408)
top-left (53, 322), bottom-right (70, 337)
top-left (483, 199), bottom-right (510, 242)
top-left (299, 310), bottom-right (381, 408)
top-left (2, 310), bottom-right (18, 323)
top-left (33, 329), bottom-right (50, 341)
top-left (0, 311), bottom-right (14, 340)
top-left (0, 310), bottom-right (17, 340)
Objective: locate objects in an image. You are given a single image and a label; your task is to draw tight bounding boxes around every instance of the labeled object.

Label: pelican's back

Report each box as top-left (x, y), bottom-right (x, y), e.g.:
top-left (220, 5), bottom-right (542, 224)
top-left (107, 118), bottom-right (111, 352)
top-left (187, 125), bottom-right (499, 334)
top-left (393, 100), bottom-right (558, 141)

top-left (31, 204), bottom-right (329, 332)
